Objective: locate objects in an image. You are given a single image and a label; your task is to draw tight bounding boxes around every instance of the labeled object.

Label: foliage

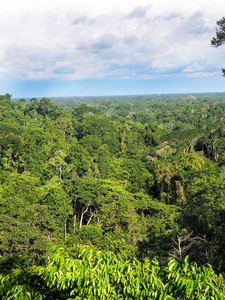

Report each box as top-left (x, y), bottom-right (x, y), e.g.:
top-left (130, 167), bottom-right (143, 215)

top-left (211, 17), bottom-right (225, 75)
top-left (1, 246), bottom-right (224, 299)
top-left (2, 92), bottom-right (225, 296)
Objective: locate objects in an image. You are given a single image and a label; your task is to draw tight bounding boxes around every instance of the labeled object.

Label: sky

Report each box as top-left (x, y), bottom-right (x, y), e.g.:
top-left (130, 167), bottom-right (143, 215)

top-left (1, 0), bottom-right (225, 98)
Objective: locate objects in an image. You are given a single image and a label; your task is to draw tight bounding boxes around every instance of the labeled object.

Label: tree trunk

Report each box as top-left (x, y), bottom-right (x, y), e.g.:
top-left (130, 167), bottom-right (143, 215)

top-left (86, 208), bottom-right (97, 226)
top-left (59, 164), bottom-right (62, 180)
top-left (73, 214), bottom-right (76, 233)
top-left (79, 205), bottom-right (89, 229)
top-left (73, 198), bottom-right (77, 233)
top-left (65, 220), bottom-right (67, 242)
top-left (47, 231), bottom-right (51, 260)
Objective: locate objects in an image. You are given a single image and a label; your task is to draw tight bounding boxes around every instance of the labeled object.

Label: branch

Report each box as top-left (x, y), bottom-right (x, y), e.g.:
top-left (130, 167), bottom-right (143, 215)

top-left (170, 232), bottom-right (205, 261)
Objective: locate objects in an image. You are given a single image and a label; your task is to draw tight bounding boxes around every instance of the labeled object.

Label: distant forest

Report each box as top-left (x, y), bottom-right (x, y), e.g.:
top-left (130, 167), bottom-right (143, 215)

top-left (1, 92), bottom-right (225, 298)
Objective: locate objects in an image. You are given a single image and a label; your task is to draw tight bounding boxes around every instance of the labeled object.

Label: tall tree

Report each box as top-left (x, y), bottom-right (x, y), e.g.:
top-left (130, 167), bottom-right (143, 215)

top-left (211, 17), bottom-right (225, 75)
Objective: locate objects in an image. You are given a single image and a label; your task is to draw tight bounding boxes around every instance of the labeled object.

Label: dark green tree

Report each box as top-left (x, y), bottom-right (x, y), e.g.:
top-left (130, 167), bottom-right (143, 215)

top-left (211, 17), bottom-right (225, 75)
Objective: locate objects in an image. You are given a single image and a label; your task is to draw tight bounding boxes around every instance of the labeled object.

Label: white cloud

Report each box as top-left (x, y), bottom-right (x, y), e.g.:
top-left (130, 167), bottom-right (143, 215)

top-left (186, 71), bottom-right (218, 78)
top-left (0, 0), bottom-right (225, 80)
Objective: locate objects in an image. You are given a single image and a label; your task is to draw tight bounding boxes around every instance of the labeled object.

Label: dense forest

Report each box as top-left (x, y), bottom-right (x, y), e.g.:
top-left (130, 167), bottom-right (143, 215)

top-left (1, 92), bottom-right (225, 298)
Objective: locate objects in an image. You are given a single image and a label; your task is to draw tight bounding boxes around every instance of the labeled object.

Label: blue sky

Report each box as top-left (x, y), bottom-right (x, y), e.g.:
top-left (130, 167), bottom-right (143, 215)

top-left (1, 0), bottom-right (225, 98)
top-left (3, 77), bottom-right (225, 98)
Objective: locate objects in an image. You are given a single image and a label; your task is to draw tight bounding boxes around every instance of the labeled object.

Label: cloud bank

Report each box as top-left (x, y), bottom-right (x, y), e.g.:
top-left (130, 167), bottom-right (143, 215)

top-left (0, 0), bottom-right (225, 81)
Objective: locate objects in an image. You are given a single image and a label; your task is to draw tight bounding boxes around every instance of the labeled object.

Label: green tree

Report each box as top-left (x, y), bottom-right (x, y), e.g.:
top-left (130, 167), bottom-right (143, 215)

top-left (0, 172), bottom-right (43, 203)
top-left (65, 142), bottom-right (97, 178)
top-left (211, 17), bottom-right (225, 75)
top-left (37, 98), bottom-right (62, 120)
top-left (79, 134), bottom-right (102, 157)
top-left (97, 144), bottom-right (111, 179)
top-left (0, 134), bottom-right (23, 170)
top-left (55, 117), bottom-right (73, 138)
top-left (73, 104), bottom-right (99, 122)
top-left (0, 197), bottom-right (55, 266)
top-left (48, 150), bottom-right (68, 180)
top-left (144, 123), bottom-right (161, 147)
top-left (2, 246), bottom-right (224, 300)
top-left (65, 178), bottom-right (102, 231)
top-left (41, 178), bottom-right (71, 242)
top-left (180, 171), bottom-right (225, 269)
